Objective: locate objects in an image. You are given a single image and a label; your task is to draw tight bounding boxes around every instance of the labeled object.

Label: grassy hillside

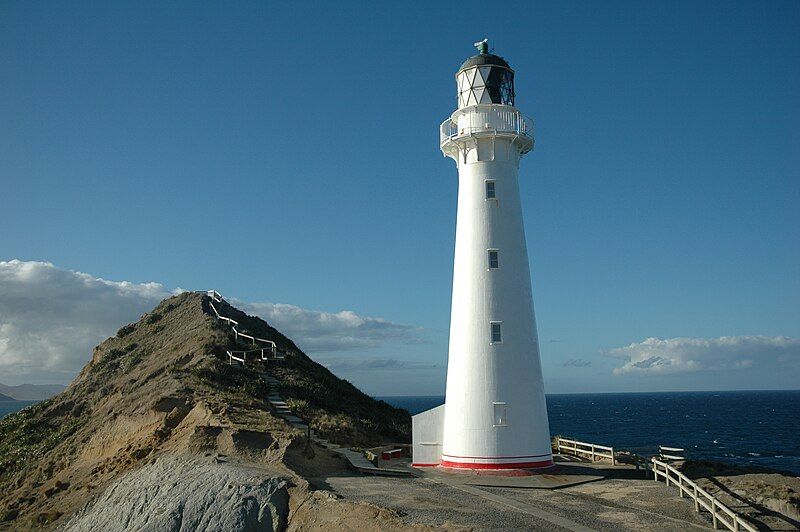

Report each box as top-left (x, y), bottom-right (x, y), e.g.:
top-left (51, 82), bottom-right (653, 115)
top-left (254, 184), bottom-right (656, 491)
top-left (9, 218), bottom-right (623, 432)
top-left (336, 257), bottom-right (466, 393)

top-left (0, 291), bottom-right (410, 529)
top-left (205, 298), bottom-right (411, 446)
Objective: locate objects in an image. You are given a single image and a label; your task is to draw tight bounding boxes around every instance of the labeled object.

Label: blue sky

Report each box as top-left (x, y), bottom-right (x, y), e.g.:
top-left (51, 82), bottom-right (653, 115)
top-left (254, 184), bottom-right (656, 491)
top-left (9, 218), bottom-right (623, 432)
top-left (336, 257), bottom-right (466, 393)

top-left (1, 1), bottom-right (798, 395)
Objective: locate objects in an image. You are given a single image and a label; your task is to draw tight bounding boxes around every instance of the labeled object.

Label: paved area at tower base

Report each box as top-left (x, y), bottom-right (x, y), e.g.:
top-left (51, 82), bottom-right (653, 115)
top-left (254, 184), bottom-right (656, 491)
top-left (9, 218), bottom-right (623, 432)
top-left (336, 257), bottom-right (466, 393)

top-left (411, 459), bottom-right (607, 489)
top-left (311, 457), bottom-right (713, 531)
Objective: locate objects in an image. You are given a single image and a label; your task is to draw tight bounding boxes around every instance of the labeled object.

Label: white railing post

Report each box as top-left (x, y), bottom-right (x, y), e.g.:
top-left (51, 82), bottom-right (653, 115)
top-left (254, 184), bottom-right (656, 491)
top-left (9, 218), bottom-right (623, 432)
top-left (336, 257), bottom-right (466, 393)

top-left (591, 444), bottom-right (595, 462)
top-left (679, 475), bottom-right (683, 498)
top-left (694, 485), bottom-right (699, 512)
top-left (712, 499), bottom-right (718, 529)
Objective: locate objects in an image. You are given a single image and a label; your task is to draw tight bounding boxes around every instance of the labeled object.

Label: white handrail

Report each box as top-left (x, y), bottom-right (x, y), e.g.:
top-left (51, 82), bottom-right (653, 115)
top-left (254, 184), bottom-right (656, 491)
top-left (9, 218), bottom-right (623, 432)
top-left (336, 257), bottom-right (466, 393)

top-left (555, 437), bottom-right (616, 465)
top-left (440, 106), bottom-right (534, 146)
top-left (651, 458), bottom-right (757, 532)
top-left (659, 445), bottom-right (686, 461)
top-left (207, 290), bottom-right (225, 303)
top-left (207, 289), bottom-right (282, 364)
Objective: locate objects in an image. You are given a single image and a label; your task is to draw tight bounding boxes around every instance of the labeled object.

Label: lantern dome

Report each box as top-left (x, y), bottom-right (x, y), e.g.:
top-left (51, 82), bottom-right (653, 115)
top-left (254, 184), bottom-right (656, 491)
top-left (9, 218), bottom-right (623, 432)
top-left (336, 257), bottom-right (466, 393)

top-left (455, 41), bottom-right (515, 108)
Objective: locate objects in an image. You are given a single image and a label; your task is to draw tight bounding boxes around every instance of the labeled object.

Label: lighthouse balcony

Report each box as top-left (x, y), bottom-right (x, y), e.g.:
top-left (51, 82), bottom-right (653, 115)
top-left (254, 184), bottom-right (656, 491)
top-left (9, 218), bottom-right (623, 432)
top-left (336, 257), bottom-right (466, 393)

top-left (440, 104), bottom-right (534, 156)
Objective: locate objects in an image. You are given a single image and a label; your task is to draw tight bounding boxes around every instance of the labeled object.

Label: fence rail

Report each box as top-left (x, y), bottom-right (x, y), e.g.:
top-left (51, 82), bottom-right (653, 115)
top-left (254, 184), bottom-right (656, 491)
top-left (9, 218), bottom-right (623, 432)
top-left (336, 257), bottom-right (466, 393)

top-left (226, 348), bottom-right (285, 366)
top-left (659, 445), bottom-right (686, 461)
top-left (207, 290), bottom-right (224, 303)
top-left (440, 106), bottom-right (534, 146)
top-left (651, 458), bottom-right (756, 532)
top-left (206, 289), bottom-right (282, 365)
top-left (555, 437), bottom-right (616, 465)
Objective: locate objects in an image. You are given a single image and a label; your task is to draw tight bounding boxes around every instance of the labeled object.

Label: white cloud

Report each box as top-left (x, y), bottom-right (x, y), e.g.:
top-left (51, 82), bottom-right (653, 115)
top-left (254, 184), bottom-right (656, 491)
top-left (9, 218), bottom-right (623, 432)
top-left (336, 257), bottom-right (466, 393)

top-left (0, 260), bottom-right (424, 385)
top-left (562, 358), bottom-right (592, 368)
top-left (0, 260), bottom-right (172, 383)
top-left (607, 335), bottom-right (800, 375)
top-left (237, 301), bottom-right (426, 352)
top-left (315, 356), bottom-right (440, 372)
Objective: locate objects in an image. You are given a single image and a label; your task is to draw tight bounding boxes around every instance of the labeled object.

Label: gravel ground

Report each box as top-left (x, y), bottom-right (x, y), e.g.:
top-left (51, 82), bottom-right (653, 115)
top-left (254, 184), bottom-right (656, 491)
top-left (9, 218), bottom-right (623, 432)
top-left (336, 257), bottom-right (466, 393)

top-left (319, 475), bottom-right (568, 530)
top-left (318, 472), bottom-right (714, 531)
top-left (484, 479), bottom-right (713, 531)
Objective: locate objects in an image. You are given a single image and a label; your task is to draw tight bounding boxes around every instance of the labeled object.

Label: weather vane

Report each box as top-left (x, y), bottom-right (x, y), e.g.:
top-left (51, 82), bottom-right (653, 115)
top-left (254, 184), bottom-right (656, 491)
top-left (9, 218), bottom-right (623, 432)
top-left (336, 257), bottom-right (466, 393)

top-left (474, 38), bottom-right (489, 54)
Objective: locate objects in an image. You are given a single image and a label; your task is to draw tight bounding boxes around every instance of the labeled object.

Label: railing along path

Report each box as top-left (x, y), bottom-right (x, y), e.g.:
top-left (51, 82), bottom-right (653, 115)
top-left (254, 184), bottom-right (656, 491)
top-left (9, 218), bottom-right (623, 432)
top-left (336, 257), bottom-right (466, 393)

top-left (651, 458), bottom-right (756, 532)
top-left (206, 290), bottom-right (285, 366)
top-left (556, 437), bottom-right (616, 465)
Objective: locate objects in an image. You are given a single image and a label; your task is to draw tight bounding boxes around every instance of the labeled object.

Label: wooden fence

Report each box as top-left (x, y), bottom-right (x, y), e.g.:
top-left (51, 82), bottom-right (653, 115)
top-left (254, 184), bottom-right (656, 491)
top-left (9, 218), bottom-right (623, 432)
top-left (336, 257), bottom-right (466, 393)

top-left (206, 290), bottom-right (283, 364)
top-left (651, 458), bottom-right (757, 531)
top-left (555, 437), bottom-right (616, 465)
top-left (659, 445), bottom-right (686, 461)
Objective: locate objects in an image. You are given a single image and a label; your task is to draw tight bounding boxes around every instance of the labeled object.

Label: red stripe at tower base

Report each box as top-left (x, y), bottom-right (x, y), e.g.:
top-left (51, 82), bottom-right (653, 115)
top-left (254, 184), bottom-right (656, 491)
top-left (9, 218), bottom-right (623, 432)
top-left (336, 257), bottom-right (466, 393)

top-left (440, 459), bottom-right (554, 470)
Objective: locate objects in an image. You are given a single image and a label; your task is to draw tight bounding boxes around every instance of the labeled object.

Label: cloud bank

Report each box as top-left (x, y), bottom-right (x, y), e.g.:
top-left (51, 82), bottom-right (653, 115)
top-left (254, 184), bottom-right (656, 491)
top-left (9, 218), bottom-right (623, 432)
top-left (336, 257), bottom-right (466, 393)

top-left (316, 356), bottom-right (440, 372)
top-left (0, 260), bottom-right (172, 382)
top-left (0, 260), bottom-right (424, 385)
top-left (562, 358), bottom-right (592, 368)
top-left (607, 335), bottom-right (800, 375)
top-left (237, 301), bottom-right (425, 352)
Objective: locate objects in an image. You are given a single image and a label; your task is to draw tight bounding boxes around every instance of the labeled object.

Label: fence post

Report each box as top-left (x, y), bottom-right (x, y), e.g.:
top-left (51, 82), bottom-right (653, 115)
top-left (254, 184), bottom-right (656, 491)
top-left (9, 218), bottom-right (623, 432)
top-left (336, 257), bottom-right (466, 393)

top-left (591, 444), bottom-right (595, 462)
top-left (611, 447), bottom-right (616, 466)
top-left (679, 475), bottom-right (683, 498)
top-left (694, 485), bottom-right (699, 512)
top-left (712, 499), bottom-right (718, 529)
top-left (557, 438), bottom-right (561, 454)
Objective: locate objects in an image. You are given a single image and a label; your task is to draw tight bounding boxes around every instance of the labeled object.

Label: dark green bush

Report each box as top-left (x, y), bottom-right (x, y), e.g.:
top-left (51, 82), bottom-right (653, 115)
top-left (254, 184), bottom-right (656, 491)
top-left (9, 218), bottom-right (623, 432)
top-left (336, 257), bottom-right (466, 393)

top-left (116, 324), bottom-right (135, 338)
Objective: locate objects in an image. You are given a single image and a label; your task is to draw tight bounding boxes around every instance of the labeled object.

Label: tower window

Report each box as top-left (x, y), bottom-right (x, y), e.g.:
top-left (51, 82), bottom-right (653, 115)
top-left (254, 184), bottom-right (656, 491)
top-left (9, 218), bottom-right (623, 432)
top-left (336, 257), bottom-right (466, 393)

top-left (488, 250), bottom-right (499, 269)
top-left (493, 402), bottom-right (508, 427)
top-left (485, 180), bottom-right (496, 199)
top-left (490, 321), bottom-right (502, 343)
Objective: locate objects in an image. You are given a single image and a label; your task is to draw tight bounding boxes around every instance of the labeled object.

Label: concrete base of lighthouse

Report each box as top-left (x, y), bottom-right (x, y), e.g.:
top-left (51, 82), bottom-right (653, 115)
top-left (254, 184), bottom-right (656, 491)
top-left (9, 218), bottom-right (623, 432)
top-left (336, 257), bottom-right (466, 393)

top-left (411, 406), bottom-right (554, 472)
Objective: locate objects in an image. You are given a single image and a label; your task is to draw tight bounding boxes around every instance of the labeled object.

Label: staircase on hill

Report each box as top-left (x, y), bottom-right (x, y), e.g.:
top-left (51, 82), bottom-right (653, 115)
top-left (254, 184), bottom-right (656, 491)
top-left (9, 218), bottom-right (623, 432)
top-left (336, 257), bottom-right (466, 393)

top-left (205, 290), bottom-right (338, 450)
top-left (204, 290), bottom-right (411, 476)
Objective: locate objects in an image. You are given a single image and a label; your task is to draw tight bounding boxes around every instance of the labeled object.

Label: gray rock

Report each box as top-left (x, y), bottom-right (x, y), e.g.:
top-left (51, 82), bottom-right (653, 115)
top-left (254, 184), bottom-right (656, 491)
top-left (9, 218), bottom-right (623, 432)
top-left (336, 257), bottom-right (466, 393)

top-left (63, 455), bottom-right (289, 532)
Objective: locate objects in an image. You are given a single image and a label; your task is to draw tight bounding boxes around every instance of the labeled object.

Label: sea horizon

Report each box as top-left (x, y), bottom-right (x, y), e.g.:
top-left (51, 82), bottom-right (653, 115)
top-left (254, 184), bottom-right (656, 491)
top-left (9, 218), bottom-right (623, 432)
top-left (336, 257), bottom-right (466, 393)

top-left (379, 389), bottom-right (800, 475)
top-left (377, 388), bottom-right (800, 398)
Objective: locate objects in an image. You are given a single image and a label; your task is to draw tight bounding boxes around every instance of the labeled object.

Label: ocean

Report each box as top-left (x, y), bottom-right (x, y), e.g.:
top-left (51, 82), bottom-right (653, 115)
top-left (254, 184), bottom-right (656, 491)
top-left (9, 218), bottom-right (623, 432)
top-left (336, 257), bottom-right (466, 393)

top-left (0, 400), bottom-right (39, 419)
top-left (379, 390), bottom-right (800, 475)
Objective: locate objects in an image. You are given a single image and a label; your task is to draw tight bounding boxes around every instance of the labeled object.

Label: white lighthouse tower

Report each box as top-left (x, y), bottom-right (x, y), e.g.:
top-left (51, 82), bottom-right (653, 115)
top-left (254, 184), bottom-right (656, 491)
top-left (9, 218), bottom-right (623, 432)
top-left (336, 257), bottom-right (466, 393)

top-left (412, 40), bottom-right (552, 470)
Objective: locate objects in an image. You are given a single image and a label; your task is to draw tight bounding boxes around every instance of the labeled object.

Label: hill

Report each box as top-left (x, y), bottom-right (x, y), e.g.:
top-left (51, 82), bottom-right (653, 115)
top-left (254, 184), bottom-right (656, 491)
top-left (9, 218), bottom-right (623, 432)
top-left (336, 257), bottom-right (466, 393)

top-left (0, 291), bottom-right (413, 530)
top-left (0, 384), bottom-right (66, 401)
top-left (0, 393), bottom-right (13, 402)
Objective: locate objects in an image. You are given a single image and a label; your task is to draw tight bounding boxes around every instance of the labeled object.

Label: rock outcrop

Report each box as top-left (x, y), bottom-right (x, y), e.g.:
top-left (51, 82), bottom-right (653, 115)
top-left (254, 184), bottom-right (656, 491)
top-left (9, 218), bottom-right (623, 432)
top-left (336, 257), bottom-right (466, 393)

top-left (63, 456), bottom-right (289, 532)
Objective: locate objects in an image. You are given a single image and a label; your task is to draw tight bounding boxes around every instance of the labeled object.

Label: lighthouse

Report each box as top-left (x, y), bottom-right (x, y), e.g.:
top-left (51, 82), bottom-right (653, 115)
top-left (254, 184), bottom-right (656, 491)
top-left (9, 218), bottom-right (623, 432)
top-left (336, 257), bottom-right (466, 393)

top-left (412, 40), bottom-right (552, 470)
